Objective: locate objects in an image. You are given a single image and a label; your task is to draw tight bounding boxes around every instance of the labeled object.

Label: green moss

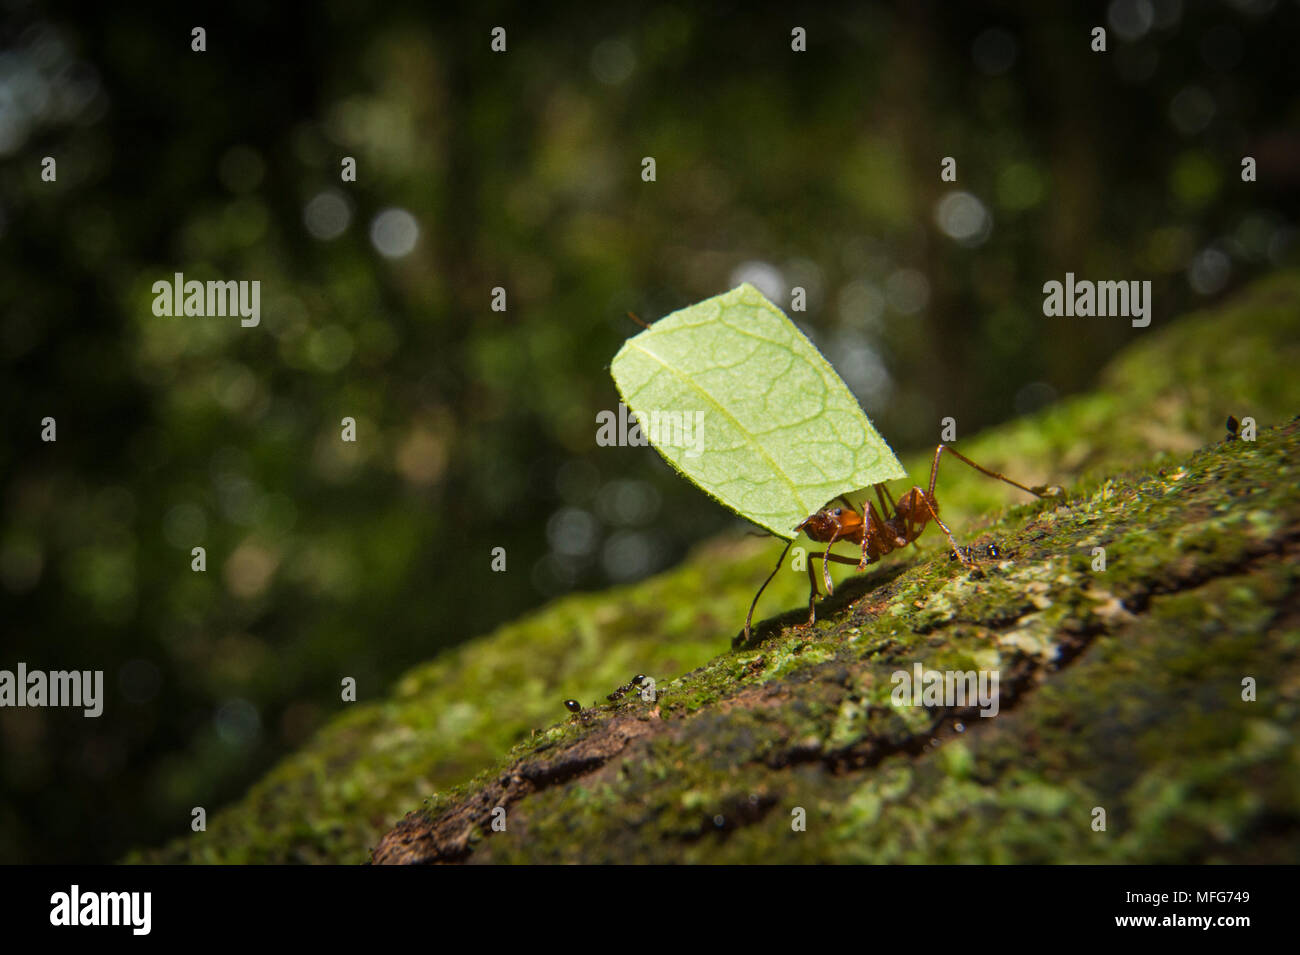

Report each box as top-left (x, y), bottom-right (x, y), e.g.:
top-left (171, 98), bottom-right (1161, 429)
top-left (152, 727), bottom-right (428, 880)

top-left (439, 540), bottom-right (1296, 864)
top-left (129, 271), bottom-right (1300, 864)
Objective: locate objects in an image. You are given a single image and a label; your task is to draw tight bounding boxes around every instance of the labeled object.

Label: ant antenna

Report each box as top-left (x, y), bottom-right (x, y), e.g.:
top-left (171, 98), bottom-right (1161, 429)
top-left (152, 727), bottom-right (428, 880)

top-left (627, 311), bottom-right (651, 330)
top-left (744, 538), bottom-right (795, 641)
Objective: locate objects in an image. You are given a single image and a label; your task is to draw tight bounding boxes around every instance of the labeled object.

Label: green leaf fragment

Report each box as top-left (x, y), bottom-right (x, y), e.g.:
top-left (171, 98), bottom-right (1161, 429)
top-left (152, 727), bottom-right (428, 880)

top-left (610, 283), bottom-right (905, 539)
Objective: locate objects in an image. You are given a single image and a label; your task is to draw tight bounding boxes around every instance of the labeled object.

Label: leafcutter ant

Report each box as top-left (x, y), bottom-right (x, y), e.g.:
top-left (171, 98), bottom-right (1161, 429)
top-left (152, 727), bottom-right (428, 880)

top-left (743, 444), bottom-right (1058, 641)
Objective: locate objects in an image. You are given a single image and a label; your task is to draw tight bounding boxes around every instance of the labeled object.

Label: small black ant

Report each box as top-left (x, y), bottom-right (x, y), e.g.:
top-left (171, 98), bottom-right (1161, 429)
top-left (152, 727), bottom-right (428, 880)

top-left (949, 541), bottom-right (1003, 562)
top-left (565, 674), bottom-right (650, 715)
top-left (606, 673), bottom-right (647, 702)
top-left (1225, 415), bottom-right (1240, 441)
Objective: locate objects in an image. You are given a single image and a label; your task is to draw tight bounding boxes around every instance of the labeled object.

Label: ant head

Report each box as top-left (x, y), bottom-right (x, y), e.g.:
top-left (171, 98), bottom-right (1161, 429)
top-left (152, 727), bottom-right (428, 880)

top-left (797, 508), bottom-right (840, 539)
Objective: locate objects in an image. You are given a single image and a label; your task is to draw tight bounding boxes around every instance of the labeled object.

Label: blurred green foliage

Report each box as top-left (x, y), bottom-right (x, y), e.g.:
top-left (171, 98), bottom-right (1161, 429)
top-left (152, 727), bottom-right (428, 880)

top-left (0, 2), bottom-right (1296, 862)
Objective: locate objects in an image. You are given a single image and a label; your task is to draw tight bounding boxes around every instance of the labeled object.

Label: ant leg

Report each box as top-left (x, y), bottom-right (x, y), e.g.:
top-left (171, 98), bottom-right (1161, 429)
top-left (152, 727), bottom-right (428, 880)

top-left (870, 485), bottom-right (896, 564)
top-left (744, 539), bottom-right (794, 641)
top-left (811, 551), bottom-right (868, 568)
top-left (928, 444), bottom-right (1055, 500)
top-left (913, 488), bottom-right (976, 567)
top-left (835, 493), bottom-right (874, 568)
top-left (806, 552), bottom-right (822, 626)
top-left (821, 527), bottom-right (842, 596)
top-left (921, 444), bottom-right (1055, 566)
top-left (802, 550), bottom-right (862, 628)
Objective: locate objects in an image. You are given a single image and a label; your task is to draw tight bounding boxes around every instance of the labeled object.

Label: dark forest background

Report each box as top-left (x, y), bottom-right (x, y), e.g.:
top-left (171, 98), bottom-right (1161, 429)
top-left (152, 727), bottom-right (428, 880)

top-left (1, 0), bottom-right (1296, 862)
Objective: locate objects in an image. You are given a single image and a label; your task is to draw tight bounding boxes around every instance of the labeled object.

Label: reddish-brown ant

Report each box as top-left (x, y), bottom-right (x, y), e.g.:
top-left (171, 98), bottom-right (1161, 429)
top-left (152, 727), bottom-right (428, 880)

top-left (743, 444), bottom-right (1058, 641)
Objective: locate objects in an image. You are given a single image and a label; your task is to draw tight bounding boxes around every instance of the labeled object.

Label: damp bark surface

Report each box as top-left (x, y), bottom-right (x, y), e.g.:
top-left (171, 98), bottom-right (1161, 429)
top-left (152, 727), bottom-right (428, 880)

top-left (371, 419), bottom-right (1300, 863)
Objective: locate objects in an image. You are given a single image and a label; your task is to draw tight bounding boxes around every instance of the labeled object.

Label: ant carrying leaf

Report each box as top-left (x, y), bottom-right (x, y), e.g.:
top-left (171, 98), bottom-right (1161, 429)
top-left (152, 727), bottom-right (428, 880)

top-left (743, 444), bottom-right (1058, 641)
top-left (609, 284), bottom-right (1059, 645)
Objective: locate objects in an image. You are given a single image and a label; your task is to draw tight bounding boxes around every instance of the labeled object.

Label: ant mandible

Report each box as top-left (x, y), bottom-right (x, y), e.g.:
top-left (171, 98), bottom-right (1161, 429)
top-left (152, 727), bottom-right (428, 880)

top-left (743, 444), bottom-right (1058, 641)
